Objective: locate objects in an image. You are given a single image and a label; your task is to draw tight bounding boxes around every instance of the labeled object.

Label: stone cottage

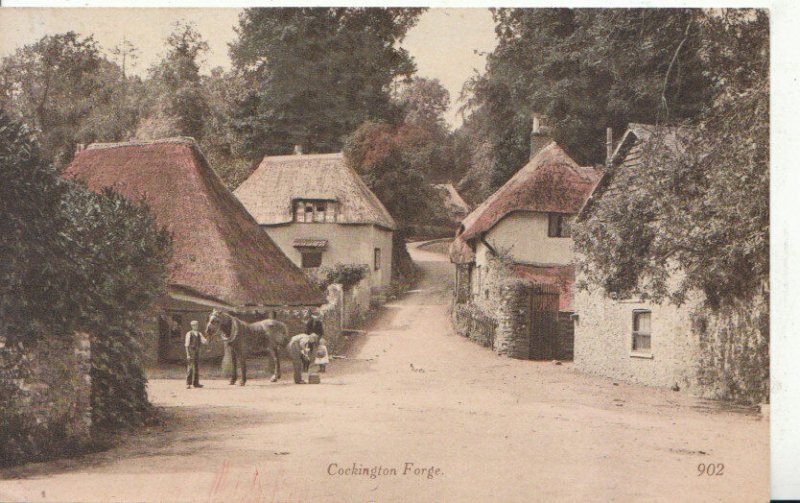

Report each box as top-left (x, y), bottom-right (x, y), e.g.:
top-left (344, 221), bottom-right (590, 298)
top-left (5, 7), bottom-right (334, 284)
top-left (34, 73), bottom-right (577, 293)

top-left (449, 115), bottom-right (601, 360)
top-left (64, 138), bottom-right (326, 363)
top-left (573, 123), bottom-right (773, 402)
top-left (234, 151), bottom-right (396, 314)
top-left (572, 124), bottom-right (713, 393)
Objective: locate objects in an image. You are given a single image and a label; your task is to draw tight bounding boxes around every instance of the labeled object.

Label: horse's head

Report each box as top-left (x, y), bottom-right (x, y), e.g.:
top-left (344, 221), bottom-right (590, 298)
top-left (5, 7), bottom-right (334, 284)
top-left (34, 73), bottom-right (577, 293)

top-left (206, 309), bottom-right (226, 338)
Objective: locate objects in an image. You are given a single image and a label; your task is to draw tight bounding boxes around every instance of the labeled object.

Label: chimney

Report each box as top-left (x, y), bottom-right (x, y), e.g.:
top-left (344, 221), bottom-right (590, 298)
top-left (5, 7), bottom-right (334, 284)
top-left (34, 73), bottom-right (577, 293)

top-left (530, 113), bottom-right (552, 160)
top-left (293, 144), bottom-right (303, 155)
top-left (606, 127), bottom-right (614, 165)
top-left (75, 143), bottom-right (86, 154)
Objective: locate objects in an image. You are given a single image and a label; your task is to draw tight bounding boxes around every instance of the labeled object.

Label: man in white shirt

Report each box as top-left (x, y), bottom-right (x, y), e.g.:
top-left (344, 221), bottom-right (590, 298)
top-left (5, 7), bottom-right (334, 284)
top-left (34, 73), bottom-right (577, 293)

top-left (185, 320), bottom-right (208, 389)
top-left (287, 333), bottom-right (319, 384)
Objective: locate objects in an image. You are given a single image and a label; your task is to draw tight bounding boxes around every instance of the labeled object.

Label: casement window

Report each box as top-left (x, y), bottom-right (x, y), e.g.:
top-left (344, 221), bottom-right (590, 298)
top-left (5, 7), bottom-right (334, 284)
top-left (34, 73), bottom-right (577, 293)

top-left (374, 248), bottom-right (381, 271)
top-left (632, 309), bottom-right (652, 353)
top-left (294, 200), bottom-right (336, 223)
top-left (301, 250), bottom-right (323, 269)
top-left (547, 213), bottom-right (571, 238)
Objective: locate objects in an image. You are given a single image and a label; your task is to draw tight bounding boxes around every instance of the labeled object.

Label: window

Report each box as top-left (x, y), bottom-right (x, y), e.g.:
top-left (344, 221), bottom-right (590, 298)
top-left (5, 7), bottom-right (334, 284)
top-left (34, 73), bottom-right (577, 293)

top-left (548, 213), bottom-right (571, 238)
top-left (294, 200), bottom-right (336, 223)
top-left (374, 248), bottom-right (381, 271)
top-left (301, 250), bottom-right (323, 268)
top-left (632, 310), bottom-right (652, 353)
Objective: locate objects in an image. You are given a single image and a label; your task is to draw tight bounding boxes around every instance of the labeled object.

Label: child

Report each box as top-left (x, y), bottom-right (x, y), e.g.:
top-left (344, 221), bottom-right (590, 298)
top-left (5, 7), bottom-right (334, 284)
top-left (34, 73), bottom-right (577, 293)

top-left (314, 337), bottom-right (330, 373)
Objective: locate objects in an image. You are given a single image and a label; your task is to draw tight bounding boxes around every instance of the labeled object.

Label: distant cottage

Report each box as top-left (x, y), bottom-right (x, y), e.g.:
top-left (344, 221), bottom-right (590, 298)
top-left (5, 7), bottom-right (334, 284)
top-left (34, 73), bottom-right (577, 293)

top-left (64, 138), bottom-right (325, 362)
top-left (234, 151), bottom-right (396, 308)
top-left (450, 115), bottom-right (601, 360)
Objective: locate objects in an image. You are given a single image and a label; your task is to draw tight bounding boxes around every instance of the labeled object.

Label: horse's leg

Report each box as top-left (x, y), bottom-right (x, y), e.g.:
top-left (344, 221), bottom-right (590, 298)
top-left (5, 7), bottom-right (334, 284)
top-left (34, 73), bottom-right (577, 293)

top-left (239, 343), bottom-right (247, 386)
top-left (266, 344), bottom-right (280, 382)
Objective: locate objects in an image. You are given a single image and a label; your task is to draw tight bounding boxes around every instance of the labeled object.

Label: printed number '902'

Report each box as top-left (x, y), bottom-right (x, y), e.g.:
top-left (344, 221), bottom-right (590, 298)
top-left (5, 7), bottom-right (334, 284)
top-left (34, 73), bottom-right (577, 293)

top-left (697, 463), bottom-right (724, 476)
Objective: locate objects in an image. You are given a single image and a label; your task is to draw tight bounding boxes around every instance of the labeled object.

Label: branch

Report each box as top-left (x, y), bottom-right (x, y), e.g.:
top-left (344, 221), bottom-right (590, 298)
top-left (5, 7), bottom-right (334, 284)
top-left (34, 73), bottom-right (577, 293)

top-left (660, 21), bottom-right (692, 121)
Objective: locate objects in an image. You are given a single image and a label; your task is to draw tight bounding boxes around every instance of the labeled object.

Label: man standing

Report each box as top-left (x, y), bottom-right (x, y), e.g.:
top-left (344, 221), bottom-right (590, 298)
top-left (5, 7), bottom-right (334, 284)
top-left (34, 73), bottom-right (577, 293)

top-left (304, 312), bottom-right (324, 372)
top-left (185, 320), bottom-right (208, 389)
top-left (287, 333), bottom-right (319, 384)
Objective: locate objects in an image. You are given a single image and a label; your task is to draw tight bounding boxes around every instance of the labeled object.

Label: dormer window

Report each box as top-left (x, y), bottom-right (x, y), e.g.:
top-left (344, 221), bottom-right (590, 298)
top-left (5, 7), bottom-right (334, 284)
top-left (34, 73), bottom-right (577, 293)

top-left (294, 199), bottom-right (337, 223)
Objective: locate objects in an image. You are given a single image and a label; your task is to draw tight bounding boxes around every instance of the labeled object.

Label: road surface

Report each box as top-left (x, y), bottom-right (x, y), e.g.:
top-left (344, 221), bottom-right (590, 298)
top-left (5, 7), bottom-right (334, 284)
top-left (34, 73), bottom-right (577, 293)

top-left (0, 242), bottom-right (769, 502)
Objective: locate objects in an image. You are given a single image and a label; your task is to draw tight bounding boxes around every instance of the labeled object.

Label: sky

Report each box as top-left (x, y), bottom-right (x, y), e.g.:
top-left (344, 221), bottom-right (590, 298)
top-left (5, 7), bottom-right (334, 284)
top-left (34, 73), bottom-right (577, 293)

top-left (0, 8), bottom-right (497, 127)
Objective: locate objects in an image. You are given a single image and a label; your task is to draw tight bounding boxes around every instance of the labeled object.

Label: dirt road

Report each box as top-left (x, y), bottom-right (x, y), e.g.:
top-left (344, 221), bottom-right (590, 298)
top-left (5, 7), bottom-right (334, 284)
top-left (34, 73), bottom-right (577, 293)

top-left (0, 242), bottom-right (768, 502)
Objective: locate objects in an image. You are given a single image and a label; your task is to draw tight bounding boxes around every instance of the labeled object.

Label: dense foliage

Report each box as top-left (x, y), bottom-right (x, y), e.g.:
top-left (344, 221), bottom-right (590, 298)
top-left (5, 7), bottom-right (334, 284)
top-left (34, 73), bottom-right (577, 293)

top-left (459, 8), bottom-right (713, 192)
top-left (572, 11), bottom-right (769, 308)
top-left (230, 8), bottom-right (424, 158)
top-left (139, 22), bottom-right (210, 141)
top-left (0, 111), bottom-right (171, 443)
top-left (310, 263), bottom-right (370, 292)
top-left (0, 32), bottom-right (145, 168)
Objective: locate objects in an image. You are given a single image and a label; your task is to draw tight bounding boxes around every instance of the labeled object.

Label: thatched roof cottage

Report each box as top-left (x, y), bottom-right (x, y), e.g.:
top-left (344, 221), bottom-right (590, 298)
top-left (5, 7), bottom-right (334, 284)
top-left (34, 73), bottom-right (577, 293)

top-left (234, 151), bottom-right (396, 310)
top-left (64, 138), bottom-right (325, 361)
top-left (449, 115), bottom-right (601, 360)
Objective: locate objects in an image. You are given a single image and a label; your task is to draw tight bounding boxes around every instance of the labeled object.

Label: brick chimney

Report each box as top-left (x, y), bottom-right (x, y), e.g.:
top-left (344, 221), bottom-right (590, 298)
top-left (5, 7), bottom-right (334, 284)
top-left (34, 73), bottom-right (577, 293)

top-left (530, 113), bottom-right (552, 160)
top-left (293, 144), bottom-right (303, 155)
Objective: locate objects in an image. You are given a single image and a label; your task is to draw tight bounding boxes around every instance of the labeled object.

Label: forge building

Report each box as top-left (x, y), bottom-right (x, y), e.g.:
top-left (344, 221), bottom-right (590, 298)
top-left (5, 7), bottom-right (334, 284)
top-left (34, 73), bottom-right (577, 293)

top-left (64, 138), bottom-right (325, 362)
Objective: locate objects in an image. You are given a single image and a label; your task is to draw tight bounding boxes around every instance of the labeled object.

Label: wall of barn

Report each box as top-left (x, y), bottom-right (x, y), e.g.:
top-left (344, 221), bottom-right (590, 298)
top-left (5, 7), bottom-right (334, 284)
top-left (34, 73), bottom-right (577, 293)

top-left (483, 212), bottom-right (574, 265)
top-left (263, 222), bottom-right (393, 299)
top-left (573, 285), bottom-right (703, 392)
top-left (0, 331), bottom-right (92, 466)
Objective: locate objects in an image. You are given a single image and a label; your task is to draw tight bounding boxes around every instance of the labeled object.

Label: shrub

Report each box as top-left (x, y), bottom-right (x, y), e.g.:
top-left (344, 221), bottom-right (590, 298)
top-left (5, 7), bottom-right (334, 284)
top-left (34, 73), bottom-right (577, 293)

top-left (309, 263), bottom-right (369, 292)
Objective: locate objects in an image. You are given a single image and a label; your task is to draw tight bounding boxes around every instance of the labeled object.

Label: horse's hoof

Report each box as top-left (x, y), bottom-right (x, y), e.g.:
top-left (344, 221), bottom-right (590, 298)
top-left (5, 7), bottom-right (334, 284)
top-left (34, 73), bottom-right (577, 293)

top-left (239, 382), bottom-right (246, 386)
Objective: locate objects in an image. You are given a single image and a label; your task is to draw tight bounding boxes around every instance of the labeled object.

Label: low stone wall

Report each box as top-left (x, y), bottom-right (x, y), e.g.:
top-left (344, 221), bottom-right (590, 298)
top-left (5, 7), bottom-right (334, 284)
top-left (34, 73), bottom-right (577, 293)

top-left (452, 303), bottom-right (496, 348)
top-left (0, 332), bottom-right (92, 466)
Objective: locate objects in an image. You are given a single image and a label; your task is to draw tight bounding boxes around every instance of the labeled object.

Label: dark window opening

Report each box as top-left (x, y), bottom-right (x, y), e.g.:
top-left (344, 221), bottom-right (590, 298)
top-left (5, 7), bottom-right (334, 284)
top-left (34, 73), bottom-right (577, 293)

top-left (374, 248), bottom-right (381, 271)
top-left (301, 251), bottom-right (323, 268)
top-left (548, 213), bottom-right (571, 238)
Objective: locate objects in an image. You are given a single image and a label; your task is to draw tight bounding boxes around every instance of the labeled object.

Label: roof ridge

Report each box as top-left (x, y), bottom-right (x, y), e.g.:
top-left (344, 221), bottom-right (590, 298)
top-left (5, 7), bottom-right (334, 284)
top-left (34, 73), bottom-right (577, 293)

top-left (263, 152), bottom-right (344, 161)
top-left (86, 137), bottom-right (197, 150)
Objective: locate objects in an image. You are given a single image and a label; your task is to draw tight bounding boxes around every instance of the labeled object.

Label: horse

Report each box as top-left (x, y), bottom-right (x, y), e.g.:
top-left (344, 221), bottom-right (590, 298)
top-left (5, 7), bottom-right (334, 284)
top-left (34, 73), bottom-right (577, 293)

top-left (205, 309), bottom-right (290, 384)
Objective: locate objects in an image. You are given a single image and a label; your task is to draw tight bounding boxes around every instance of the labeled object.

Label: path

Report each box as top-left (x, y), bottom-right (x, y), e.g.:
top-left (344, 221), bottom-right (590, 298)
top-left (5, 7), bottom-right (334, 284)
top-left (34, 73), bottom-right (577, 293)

top-left (0, 242), bottom-right (768, 502)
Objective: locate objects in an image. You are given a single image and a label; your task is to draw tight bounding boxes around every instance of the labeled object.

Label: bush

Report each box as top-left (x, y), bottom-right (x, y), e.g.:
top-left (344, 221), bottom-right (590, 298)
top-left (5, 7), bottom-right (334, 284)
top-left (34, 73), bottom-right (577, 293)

top-left (309, 263), bottom-right (369, 292)
top-left (0, 111), bottom-right (171, 462)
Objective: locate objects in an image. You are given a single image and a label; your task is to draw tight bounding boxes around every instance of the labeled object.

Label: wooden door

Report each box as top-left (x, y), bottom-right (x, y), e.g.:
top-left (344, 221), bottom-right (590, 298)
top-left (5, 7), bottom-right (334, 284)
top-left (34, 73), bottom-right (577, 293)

top-left (529, 287), bottom-right (560, 360)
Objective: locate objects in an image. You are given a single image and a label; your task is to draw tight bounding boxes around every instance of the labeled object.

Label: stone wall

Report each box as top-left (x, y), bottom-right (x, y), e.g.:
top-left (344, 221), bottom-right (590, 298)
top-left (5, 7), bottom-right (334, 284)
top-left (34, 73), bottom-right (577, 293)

top-left (573, 285), bottom-right (703, 392)
top-left (452, 256), bottom-right (575, 361)
top-left (493, 279), bottom-right (532, 358)
top-left (452, 303), bottom-right (496, 348)
top-left (0, 331), bottom-right (92, 466)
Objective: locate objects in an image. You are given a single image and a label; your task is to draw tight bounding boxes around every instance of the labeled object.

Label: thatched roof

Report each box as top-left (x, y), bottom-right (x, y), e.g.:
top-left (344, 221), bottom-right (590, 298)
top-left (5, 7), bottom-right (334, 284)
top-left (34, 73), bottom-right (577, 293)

top-left (64, 138), bottom-right (325, 308)
top-left (234, 152), bottom-right (396, 230)
top-left (449, 142), bottom-right (601, 264)
top-left (431, 183), bottom-right (471, 223)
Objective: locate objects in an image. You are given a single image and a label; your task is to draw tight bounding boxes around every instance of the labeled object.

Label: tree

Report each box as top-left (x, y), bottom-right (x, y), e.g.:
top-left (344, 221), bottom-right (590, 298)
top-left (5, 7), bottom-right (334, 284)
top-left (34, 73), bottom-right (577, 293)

top-left (460, 9), bottom-right (713, 191)
top-left (230, 8), bottom-right (425, 157)
top-left (141, 21), bottom-right (210, 141)
top-left (0, 110), bottom-right (171, 438)
top-left (396, 77), bottom-right (450, 133)
top-left (0, 32), bottom-right (143, 167)
top-left (572, 10), bottom-right (769, 308)
top-left (344, 121), bottom-right (437, 229)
